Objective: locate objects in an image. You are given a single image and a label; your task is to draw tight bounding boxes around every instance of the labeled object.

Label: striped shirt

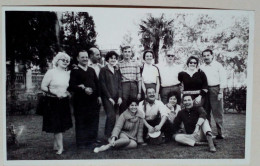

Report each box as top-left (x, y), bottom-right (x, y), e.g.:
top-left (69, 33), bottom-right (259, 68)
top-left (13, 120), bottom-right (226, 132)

top-left (118, 59), bottom-right (141, 82)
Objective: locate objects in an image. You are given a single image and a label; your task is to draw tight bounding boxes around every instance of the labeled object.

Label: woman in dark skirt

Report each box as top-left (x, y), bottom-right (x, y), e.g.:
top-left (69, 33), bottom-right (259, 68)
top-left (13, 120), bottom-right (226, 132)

top-left (41, 52), bottom-right (72, 155)
top-left (178, 56), bottom-right (209, 118)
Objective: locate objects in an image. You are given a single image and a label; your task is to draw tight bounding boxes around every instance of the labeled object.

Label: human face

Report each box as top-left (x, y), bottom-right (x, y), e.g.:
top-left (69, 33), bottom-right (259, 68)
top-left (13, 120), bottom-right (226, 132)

top-left (57, 58), bottom-right (70, 69)
top-left (147, 88), bottom-right (156, 101)
top-left (166, 54), bottom-right (175, 64)
top-left (90, 48), bottom-right (101, 64)
top-left (188, 59), bottom-right (198, 70)
top-left (129, 102), bottom-right (138, 113)
top-left (169, 96), bottom-right (177, 106)
top-left (202, 51), bottom-right (213, 64)
top-left (77, 52), bottom-right (89, 66)
top-left (108, 55), bottom-right (118, 66)
top-left (183, 96), bottom-right (193, 109)
top-left (144, 52), bottom-right (154, 64)
top-left (122, 48), bottom-right (132, 60)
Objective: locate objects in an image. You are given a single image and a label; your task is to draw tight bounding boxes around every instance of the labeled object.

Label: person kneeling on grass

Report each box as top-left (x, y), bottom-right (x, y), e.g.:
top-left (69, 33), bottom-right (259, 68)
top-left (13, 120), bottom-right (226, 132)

top-left (94, 99), bottom-right (145, 153)
top-left (173, 94), bottom-right (216, 152)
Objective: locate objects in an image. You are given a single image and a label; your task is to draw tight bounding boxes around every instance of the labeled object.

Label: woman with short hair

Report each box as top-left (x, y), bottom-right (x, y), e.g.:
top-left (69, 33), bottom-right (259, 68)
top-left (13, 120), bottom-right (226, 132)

top-left (41, 52), bottom-right (73, 155)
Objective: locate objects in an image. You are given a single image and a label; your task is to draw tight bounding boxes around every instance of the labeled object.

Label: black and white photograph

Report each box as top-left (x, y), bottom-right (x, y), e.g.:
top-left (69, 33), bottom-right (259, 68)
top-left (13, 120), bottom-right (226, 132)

top-left (2, 6), bottom-right (254, 165)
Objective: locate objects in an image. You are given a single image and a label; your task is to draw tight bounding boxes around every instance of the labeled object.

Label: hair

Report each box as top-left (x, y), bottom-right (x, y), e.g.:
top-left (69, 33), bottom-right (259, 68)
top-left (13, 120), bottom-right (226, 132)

top-left (78, 50), bottom-right (88, 57)
top-left (146, 87), bottom-right (156, 94)
top-left (52, 52), bottom-right (71, 67)
top-left (186, 56), bottom-right (199, 67)
top-left (182, 94), bottom-right (194, 101)
top-left (105, 51), bottom-right (119, 62)
top-left (167, 91), bottom-right (181, 104)
top-left (88, 47), bottom-right (100, 58)
top-left (121, 45), bottom-right (132, 52)
top-left (202, 49), bottom-right (213, 56)
top-left (143, 50), bottom-right (155, 60)
top-left (126, 98), bottom-right (139, 109)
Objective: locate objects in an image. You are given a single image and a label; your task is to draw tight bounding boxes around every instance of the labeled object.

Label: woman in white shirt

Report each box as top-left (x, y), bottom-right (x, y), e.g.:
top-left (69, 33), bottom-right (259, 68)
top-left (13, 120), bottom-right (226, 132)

top-left (141, 50), bottom-right (160, 99)
top-left (41, 52), bottom-right (72, 155)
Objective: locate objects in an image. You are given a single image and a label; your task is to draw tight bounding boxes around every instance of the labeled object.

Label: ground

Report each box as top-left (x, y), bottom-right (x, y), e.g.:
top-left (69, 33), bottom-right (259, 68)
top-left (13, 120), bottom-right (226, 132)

top-left (6, 108), bottom-right (246, 160)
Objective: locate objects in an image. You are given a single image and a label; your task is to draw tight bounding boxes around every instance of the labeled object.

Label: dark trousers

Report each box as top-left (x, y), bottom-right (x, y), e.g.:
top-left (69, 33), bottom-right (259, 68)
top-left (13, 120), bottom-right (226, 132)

top-left (160, 85), bottom-right (181, 104)
top-left (143, 115), bottom-right (173, 141)
top-left (119, 82), bottom-right (138, 114)
top-left (102, 97), bottom-right (117, 138)
top-left (74, 107), bottom-right (99, 146)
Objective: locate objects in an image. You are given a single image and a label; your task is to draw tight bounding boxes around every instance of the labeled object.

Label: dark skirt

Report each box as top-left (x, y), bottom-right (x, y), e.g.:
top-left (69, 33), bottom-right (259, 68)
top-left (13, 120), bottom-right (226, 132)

top-left (42, 96), bottom-right (72, 133)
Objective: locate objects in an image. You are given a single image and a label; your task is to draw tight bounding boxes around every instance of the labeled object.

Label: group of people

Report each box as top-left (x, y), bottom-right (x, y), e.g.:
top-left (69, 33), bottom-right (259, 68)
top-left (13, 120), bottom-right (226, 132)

top-left (40, 45), bottom-right (226, 155)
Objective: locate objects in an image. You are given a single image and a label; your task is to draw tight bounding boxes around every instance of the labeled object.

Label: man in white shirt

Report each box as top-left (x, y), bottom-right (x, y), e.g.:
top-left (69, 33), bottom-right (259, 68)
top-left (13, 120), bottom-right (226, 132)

top-left (200, 49), bottom-right (227, 139)
top-left (158, 50), bottom-right (182, 104)
top-left (139, 87), bottom-right (173, 142)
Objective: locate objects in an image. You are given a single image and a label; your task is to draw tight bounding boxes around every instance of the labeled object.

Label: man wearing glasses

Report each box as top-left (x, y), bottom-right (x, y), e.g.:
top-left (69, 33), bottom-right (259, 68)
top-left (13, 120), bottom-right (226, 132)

top-left (158, 50), bottom-right (182, 104)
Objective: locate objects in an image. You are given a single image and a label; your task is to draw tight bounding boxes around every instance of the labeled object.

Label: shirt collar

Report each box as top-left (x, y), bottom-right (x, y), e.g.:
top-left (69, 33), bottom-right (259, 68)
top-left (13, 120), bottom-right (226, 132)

top-left (78, 64), bottom-right (88, 71)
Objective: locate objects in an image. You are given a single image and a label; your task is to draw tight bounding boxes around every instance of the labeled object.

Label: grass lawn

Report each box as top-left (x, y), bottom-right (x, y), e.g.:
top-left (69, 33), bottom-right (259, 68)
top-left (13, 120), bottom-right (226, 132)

top-left (6, 108), bottom-right (246, 160)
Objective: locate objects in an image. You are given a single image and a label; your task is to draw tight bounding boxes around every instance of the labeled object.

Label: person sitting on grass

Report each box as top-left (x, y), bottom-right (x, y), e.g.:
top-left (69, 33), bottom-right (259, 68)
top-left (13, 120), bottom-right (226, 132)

top-left (173, 94), bottom-right (216, 152)
top-left (94, 99), bottom-right (145, 153)
top-left (138, 87), bottom-right (171, 143)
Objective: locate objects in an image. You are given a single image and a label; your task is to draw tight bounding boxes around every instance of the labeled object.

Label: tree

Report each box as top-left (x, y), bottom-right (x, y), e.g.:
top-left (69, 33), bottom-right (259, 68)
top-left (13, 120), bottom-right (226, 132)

top-left (59, 11), bottom-right (97, 64)
top-left (139, 14), bottom-right (174, 64)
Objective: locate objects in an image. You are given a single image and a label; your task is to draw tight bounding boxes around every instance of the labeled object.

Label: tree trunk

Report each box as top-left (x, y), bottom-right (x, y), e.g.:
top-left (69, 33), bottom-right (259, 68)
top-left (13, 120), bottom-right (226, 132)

top-left (153, 37), bottom-right (160, 64)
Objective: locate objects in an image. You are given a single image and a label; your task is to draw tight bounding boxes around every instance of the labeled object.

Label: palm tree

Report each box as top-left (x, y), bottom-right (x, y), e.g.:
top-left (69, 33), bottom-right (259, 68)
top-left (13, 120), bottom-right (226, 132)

top-left (139, 14), bottom-right (174, 64)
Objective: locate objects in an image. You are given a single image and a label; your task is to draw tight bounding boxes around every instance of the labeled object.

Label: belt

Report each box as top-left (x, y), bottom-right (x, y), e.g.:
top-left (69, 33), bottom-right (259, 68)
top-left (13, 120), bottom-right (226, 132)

top-left (122, 81), bottom-right (137, 83)
top-left (208, 85), bottom-right (220, 88)
top-left (161, 84), bottom-right (180, 88)
top-left (183, 90), bottom-right (201, 95)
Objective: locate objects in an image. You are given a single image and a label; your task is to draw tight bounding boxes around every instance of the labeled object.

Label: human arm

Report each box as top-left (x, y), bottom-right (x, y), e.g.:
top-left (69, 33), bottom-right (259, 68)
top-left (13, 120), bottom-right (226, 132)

top-left (218, 63), bottom-right (227, 100)
top-left (137, 118), bottom-right (144, 144)
top-left (41, 70), bottom-right (61, 97)
top-left (99, 68), bottom-right (112, 99)
top-left (154, 116), bottom-right (167, 132)
top-left (155, 76), bottom-right (160, 100)
top-left (137, 65), bottom-right (142, 100)
top-left (111, 114), bottom-right (125, 139)
top-left (68, 69), bottom-right (86, 94)
top-left (143, 119), bottom-right (154, 133)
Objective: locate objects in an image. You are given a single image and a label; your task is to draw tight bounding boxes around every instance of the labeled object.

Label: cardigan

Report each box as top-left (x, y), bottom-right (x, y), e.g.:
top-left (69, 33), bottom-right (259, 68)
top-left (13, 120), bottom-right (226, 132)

top-left (111, 109), bottom-right (144, 143)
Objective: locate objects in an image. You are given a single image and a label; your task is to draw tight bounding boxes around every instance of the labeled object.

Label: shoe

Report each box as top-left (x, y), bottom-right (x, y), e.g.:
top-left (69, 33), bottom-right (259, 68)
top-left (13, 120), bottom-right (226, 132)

top-left (216, 135), bottom-right (225, 139)
top-left (206, 135), bottom-right (217, 153)
top-left (93, 145), bottom-right (111, 153)
top-left (56, 148), bottom-right (64, 155)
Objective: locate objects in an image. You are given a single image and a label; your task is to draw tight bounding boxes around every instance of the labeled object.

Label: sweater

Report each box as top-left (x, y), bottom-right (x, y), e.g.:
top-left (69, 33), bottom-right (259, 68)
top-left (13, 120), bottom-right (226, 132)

top-left (111, 109), bottom-right (145, 143)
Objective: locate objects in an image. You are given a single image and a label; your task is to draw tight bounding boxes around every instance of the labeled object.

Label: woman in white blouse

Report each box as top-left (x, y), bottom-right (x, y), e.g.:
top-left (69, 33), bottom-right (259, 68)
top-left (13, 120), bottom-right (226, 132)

top-left (141, 50), bottom-right (160, 99)
top-left (41, 52), bottom-right (72, 155)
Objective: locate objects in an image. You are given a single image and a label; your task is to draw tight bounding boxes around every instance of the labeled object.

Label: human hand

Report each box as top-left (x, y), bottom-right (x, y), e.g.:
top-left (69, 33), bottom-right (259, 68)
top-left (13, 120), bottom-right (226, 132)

top-left (78, 84), bottom-right (85, 89)
top-left (218, 93), bottom-right (223, 100)
top-left (148, 126), bottom-right (154, 133)
top-left (194, 95), bottom-right (202, 104)
top-left (137, 93), bottom-right (141, 100)
top-left (85, 87), bottom-right (93, 95)
top-left (109, 98), bottom-right (115, 106)
top-left (117, 97), bottom-right (122, 106)
top-left (110, 137), bottom-right (116, 147)
top-left (166, 103), bottom-right (173, 109)
top-left (154, 125), bottom-right (162, 132)
top-left (97, 97), bottom-right (102, 105)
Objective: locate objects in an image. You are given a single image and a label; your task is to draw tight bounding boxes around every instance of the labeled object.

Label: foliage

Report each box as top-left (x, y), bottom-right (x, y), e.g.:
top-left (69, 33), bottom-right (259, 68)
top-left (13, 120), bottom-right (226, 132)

top-left (59, 12), bottom-right (97, 64)
top-left (139, 14), bottom-right (174, 64)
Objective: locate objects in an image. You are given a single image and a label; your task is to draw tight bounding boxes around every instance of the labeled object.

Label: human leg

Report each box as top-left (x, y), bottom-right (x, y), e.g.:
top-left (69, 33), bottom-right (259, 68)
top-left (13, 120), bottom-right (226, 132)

top-left (103, 98), bottom-right (116, 138)
top-left (119, 82), bottom-right (131, 114)
top-left (123, 140), bottom-right (137, 149)
top-left (54, 133), bottom-right (63, 154)
top-left (201, 120), bottom-right (216, 152)
top-left (174, 134), bottom-right (196, 146)
top-left (113, 133), bottom-right (131, 148)
top-left (160, 87), bottom-right (170, 104)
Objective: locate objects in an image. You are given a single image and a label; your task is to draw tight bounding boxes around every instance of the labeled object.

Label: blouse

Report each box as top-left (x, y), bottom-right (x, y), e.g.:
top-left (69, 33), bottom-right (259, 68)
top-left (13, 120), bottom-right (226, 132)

top-left (141, 64), bottom-right (159, 84)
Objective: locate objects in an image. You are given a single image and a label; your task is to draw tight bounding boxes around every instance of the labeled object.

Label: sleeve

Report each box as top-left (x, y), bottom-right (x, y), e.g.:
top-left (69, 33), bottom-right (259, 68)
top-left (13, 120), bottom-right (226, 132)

top-left (99, 68), bottom-right (112, 99)
top-left (117, 70), bottom-right (123, 98)
top-left (111, 114), bottom-right (125, 139)
top-left (41, 70), bottom-right (52, 90)
top-left (93, 69), bottom-right (100, 97)
top-left (158, 101), bottom-right (170, 117)
top-left (136, 63), bottom-right (142, 81)
top-left (137, 118), bottom-right (144, 143)
top-left (68, 69), bottom-right (84, 93)
top-left (172, 111), bottom-right (182, 133)
top-left (197, 106), bottom-right (207, 119)
top-left (218, 63), bottom-right (227, 89)
top-left (200, 70), bottom-right (208, 96)
top-left (178, 72), bottom-right (184, 83)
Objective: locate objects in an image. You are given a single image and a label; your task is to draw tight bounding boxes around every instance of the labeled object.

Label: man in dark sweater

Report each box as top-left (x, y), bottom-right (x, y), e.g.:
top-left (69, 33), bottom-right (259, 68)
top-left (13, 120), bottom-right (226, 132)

top-left (68, 50), bottom-right (100, 149)
top-left (173, 94), bottom-right (216, 152)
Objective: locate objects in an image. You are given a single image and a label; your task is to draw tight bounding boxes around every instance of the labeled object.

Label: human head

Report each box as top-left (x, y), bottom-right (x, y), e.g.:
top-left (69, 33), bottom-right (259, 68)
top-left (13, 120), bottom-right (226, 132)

top-left (146, 87), bottom-right (156, 101)
top-left (186, 56), bottom-right (199, 70)
top-left (143, 50), bottom-right (155, 64)
top-left (182, 94), bottom-right (194, 109)
top-left (127, 98), bottom-right (139, 114)
top-left (88, 47), bottom-right (101, 64)
top-left (167, 91), bottom-right (180, 106)
top-left (105, 51), bottom-right (119, 66)
top-left (165, 50), bottom-right (175, 64)
top-left (122, 45), bottom-right (132, 61)
top-left (52, 52), bottom-right (71, 68)
top-left (202, 49), bottom-right (214, 64)
top-left (77, 50), bottom-right (89, 66)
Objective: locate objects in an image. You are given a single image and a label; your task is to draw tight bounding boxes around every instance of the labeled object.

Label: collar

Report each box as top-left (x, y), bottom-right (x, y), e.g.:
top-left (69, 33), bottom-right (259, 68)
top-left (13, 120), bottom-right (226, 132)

top-left (124, 109), bottom-right (145, 119)
top-left (186, 68), bottom-right (198, 77)
top-left (78, 64), bottom-right (88, 71)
